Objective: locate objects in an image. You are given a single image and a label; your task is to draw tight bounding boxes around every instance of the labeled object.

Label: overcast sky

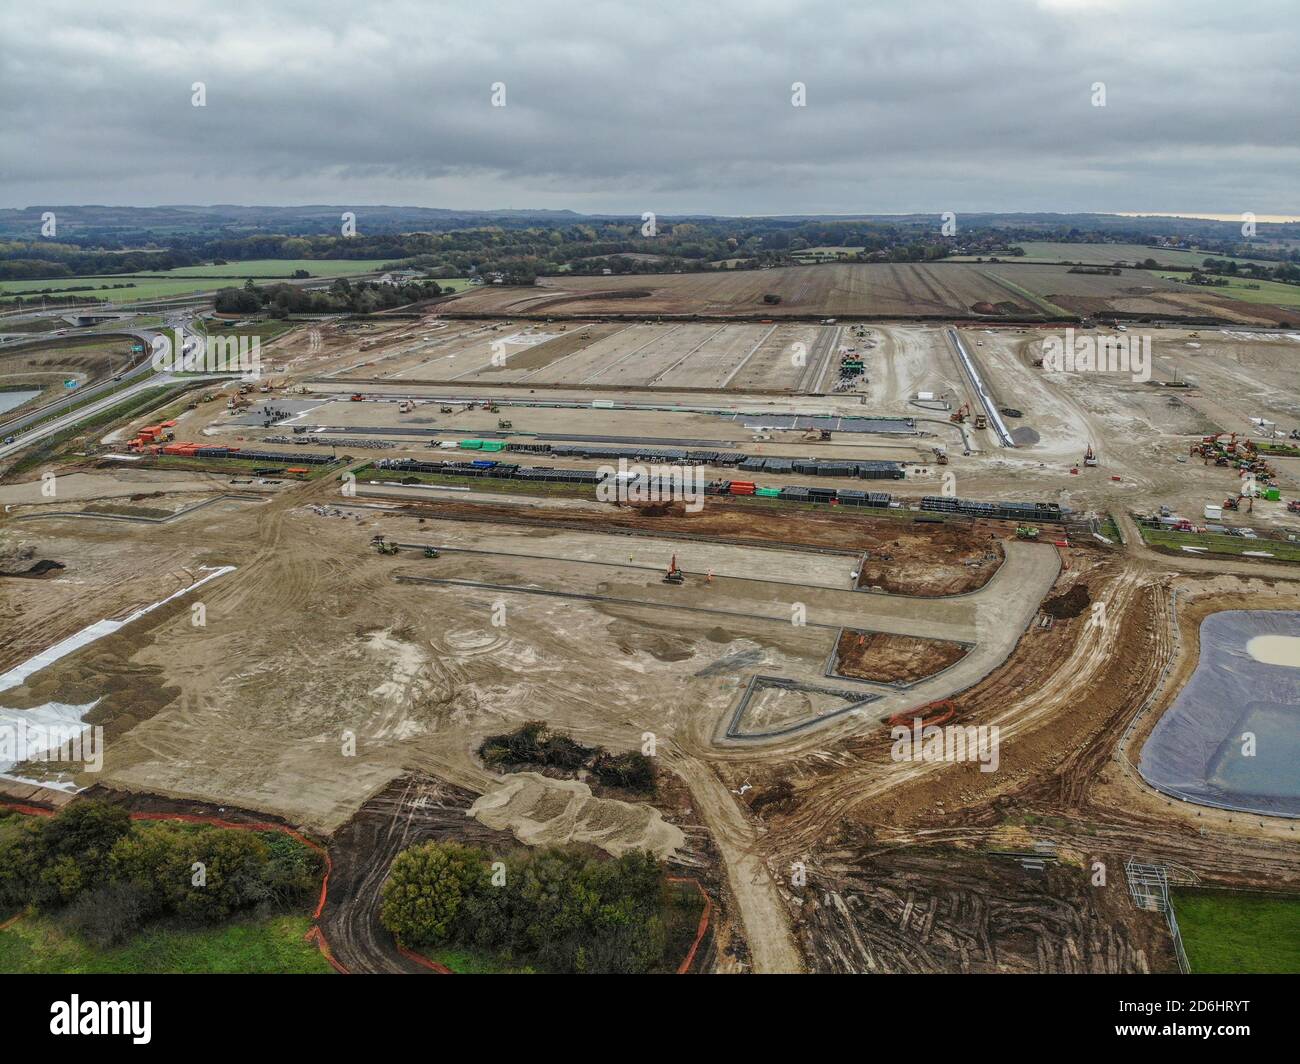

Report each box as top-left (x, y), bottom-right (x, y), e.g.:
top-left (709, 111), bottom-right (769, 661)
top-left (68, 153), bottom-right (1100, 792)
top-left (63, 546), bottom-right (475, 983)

top-left (2, 0), bottom-right (1296, 216)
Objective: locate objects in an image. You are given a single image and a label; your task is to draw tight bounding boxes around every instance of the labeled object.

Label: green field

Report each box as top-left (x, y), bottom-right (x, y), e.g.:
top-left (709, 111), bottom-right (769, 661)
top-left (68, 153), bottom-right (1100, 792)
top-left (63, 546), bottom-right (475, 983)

top-left (1138, 525), bottom-right (1300, 563)
top-left (139, 259), bottom-right (395, 278)
top-left (1154, 271), bottom-right (1300, 308)
top-left (0, 259), bottom-right (410, 303)
top-left (0, 913), bottom-right (334, 974)
top-left (203, 317), bottom-right (298, 341)
top-left (958, 241), bottom-right (1278, 270)
top-left (1172, 891), bottom-right (1300, 973)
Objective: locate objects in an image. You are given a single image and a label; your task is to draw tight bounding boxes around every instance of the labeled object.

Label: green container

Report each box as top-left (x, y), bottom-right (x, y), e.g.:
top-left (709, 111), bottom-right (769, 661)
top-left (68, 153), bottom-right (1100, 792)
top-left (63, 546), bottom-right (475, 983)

top-left (756, 487), bottom-right (780, 497)
top-left (480, 440), bottom-right (506, 452)
top-left (459, 439), bottom-right (483, 449)
top-left (1265, 488), bottom-right (1281, 501)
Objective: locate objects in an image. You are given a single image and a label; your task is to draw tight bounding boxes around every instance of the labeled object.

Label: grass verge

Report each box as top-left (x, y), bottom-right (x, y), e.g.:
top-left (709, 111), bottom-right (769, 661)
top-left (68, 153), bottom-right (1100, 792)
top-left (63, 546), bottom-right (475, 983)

top-left (0, 913), bottom-right (334, 974)
top-left (1171, 890), bottom-right (1300, 974)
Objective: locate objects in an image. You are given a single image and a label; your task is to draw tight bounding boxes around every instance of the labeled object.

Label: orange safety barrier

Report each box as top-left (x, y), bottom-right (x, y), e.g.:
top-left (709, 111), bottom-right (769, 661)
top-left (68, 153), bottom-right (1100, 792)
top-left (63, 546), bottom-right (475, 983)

top-left (887, 699), bottom-right (957, 730)
top-left (2, 801), bottom-right (341, 968)
top-left (395, 942), bottom-right (454, 974)
top-left (667, 876), bottom-right (714, 974)
top-left (3, 802), bottom-right (717, 975)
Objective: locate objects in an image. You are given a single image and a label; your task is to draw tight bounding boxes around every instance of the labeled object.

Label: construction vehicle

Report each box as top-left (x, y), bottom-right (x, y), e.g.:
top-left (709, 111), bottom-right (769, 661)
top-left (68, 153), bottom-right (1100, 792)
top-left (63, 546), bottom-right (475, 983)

top-left (801, 428), bottom-right (832, 441)
top-left (487, 403), bottom-right (500, 413)
top-left (374, 540), bottom-right (399, 555)
top-left (1222, 496), bottom-right (1239, 511)
top-left (1083, 444), bottom-right (1098, 467)
top-left (1287, 500), bottom-right (1300, 514)
top-left (423, 546), bottom-right (440, 558)
top-left (932, 447), bottom-right (948, 465)
top-left (973, 413), bottom-right (988, 430)
top-left (663, 554), bottom-right (685, 585)
top-left (350, 394), bottom-right (364, 402)
top-left (398, 400), bottom-right (414, 414)
top-left (949, 401), bottom-right (971, 424)
top-left (440, 405), bottom-right (454, 414)
top-left (497, 419), bottom-right (513, 430)
top-left (1016, 525), bottom-right (1040, 540)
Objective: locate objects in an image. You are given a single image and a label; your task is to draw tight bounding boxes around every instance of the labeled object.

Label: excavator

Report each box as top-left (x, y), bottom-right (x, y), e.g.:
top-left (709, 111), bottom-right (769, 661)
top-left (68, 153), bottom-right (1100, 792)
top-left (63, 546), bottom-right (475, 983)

top-left (371, 535), bottom-right (400, 555)
top-left (949, 401), bottom-right (971, 424)
top-left (663, 554), bottom-right (685, 585)
top-left (1083, 444), bottom-right (1098, 467)
top-left (1016, 525), bottom-right (1040, 540)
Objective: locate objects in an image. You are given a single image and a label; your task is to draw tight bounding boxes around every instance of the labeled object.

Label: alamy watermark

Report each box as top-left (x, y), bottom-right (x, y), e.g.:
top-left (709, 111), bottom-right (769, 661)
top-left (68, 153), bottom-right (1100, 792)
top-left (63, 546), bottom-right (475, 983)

top-left (1040, 327), bottom-right (1150, 382)
top-left (595, 458), bottom-right (705, 513)
top-left (0, 721), bottom-right (104, 774)
top-left (151, 327), bottom-right (261, 378)
top-left (890, 719), bottom-right (1000, 773)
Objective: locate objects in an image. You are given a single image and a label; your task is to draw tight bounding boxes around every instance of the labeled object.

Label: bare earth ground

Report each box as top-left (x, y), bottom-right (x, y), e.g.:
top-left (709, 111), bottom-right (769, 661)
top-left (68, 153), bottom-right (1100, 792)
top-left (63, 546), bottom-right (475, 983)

top-left (3, 308), bottom-right (1299, 974)
top-left (834, 629), bottom-right (970, 684)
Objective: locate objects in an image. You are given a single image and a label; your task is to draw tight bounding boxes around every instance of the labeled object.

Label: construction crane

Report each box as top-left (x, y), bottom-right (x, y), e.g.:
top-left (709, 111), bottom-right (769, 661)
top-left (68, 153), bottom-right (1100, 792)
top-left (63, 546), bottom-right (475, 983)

top-left (663, 554), bottom-right (685, 585)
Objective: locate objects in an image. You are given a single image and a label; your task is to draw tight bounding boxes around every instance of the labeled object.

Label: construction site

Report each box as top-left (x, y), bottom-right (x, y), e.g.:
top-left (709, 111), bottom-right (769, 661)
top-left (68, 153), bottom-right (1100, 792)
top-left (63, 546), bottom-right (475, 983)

top-left (2, 302), bottom-right (1298, 976)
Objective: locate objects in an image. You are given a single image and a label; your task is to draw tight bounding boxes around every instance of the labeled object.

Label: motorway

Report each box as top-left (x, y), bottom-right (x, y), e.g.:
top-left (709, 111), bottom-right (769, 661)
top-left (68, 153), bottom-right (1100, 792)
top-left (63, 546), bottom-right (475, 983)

top-left (0, 308), bottom-right (203, 459)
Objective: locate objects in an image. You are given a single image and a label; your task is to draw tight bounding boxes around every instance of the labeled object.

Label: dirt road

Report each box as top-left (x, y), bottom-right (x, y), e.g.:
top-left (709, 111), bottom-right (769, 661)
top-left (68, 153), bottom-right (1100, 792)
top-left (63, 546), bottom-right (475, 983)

top-left (670, 752), bottom-right (803, 973)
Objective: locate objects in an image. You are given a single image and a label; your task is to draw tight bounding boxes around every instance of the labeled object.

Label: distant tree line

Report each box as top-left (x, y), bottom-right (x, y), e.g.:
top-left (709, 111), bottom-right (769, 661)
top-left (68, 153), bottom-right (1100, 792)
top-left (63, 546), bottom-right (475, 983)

top-left (0, 802), bottom-right (322, 948)
top-left (214, 276), bottom-right (444, 316)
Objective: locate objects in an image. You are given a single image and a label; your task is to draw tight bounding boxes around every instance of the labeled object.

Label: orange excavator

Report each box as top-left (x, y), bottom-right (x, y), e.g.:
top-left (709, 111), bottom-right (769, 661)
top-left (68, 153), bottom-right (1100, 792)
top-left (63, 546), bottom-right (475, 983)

top-left (949, 401), bottom-right (971, 424)
top-left (663, 554), bottom-right (685, 585)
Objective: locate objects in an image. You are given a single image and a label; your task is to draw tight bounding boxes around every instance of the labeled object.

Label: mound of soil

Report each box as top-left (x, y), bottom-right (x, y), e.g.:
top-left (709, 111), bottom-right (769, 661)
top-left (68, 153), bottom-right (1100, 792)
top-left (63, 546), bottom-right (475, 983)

top-left (1041, 582), bottom-right (1091, 619)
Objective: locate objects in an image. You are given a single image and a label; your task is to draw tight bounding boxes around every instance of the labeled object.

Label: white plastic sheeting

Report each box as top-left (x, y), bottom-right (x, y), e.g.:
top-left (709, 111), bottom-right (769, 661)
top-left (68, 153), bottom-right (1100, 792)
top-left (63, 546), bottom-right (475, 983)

top-left (0, 565), bottom-right (235, 788)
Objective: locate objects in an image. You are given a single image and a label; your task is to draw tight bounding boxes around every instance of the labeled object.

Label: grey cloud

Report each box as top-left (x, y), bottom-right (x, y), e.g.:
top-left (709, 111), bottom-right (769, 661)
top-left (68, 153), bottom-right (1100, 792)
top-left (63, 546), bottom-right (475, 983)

top-left (2, 0), bottom-right (1296, 213)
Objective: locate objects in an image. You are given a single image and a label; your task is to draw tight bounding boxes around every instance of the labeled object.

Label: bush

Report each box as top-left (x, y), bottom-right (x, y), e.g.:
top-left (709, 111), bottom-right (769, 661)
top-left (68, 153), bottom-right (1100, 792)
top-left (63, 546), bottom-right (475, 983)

top-left (589, 751), bottom-right (656, 794)
top-left (378, 842), bottom-right (673, 973)
top-left (0, 802), bottom-right (323, 934)
top-left (60, 882), bottom-right (148, 948)
top-left (380, 841), bottom-right (489, 946)
top-left (478, 722), bottom-right (655, 793)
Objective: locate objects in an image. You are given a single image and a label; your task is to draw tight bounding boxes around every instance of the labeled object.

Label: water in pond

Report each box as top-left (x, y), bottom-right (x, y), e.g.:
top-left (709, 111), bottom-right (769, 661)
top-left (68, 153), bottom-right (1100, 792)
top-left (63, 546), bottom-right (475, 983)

top-left (1140, 610), bottom-right (1300, 818)
top-left (0, 389), bottom-right (39, 414)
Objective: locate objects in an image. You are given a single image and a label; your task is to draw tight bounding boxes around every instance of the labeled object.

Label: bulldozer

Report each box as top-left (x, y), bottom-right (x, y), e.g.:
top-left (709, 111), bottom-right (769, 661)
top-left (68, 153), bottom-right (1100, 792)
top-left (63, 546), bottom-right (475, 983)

top-left (663, 554), bottom-right (685, 585)
top-left (1016, 525), bottom-right (1040, 540)
top-left (801, 428), bottom-right (832, 442)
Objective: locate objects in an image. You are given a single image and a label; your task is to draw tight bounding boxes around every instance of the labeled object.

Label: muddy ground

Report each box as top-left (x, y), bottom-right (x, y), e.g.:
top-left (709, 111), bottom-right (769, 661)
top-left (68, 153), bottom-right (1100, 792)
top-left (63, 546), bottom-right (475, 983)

top-left (833, 629), bottom-right (969, 684)
top-left (799, 841), bottom-right (1173, 973)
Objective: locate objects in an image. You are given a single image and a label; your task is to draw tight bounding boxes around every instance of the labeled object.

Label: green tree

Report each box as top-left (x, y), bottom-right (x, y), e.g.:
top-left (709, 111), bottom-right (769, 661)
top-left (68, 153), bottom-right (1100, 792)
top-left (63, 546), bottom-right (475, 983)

top-left (380, 841), bottom-right (488, 945)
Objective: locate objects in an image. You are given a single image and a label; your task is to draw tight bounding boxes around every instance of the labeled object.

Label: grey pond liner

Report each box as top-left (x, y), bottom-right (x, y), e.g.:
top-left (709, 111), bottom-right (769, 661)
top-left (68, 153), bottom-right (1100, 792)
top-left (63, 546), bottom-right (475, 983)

top-left (1139, 610), bottom-right (1300, 818)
